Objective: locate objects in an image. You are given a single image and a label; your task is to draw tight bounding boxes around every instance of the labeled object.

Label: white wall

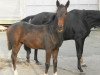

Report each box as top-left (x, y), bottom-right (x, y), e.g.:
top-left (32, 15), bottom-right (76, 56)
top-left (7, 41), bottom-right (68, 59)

top-left (0, 0), bottom-right (99, 24)
top-left (99, 0), bottom-right (100, 10)
top-left (25, 0), bottom-right (99, 18)
top-left (0, 0), bottom-right (20, 20)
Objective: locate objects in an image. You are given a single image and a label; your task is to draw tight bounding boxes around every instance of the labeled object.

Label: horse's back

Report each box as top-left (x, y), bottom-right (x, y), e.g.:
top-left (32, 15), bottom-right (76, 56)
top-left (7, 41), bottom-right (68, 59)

top-left (31, 12), bottom-right (55, 24)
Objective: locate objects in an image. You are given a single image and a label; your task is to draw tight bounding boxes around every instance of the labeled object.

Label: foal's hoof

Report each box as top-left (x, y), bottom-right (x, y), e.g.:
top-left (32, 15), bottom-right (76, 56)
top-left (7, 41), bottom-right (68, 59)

top-left (36, 61), bottom-right (41, 65)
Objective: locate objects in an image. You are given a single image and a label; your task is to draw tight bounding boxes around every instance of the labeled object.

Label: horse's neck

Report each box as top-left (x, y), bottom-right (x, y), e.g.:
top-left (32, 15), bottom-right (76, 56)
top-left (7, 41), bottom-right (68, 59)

top-left (49, 24), bottom-right (64, 42)
top-left (49, 16), bottom-right (64, 46)
top-left (49, 25), bottom-right (64, 47)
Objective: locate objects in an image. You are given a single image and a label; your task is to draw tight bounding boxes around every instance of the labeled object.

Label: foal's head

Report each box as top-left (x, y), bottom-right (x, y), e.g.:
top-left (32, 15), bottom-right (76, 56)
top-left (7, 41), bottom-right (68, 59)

top-left (56, 0), bottom-right (70, 32)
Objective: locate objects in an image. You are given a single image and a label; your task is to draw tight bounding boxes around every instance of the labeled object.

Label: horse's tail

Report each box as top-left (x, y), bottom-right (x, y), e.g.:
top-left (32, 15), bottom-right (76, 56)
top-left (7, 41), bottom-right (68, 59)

top-left (6, 28), bottom-right (13, 50)
top-left (7, 39), bottom-right (12, 50)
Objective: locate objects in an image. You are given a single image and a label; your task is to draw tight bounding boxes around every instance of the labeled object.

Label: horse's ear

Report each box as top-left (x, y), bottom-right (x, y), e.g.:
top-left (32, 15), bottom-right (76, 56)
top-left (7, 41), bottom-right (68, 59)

top-left (56, 0), bottom-right (60, 7)
top-left (65, 0), bottom-right (70, 8)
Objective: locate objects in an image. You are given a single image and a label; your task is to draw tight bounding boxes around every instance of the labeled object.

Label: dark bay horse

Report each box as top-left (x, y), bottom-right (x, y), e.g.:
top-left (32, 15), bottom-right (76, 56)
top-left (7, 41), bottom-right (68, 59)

top-left (22, 9), bottom-right (100, 72)
top-left (7, 0), bottom-right (70, 75)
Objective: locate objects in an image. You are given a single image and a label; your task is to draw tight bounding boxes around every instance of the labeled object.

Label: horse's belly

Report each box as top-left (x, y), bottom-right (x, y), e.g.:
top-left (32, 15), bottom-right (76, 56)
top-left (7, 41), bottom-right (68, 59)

top-left (22, 36), bottom-right (44, 49)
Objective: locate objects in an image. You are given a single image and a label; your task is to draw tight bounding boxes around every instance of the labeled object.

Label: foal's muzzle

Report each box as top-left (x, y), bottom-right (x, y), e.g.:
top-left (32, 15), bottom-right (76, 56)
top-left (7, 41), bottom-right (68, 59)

top-left (57, 25), bottom-right (64, 32)
top-left (58, 18), bottom-right (64, 32)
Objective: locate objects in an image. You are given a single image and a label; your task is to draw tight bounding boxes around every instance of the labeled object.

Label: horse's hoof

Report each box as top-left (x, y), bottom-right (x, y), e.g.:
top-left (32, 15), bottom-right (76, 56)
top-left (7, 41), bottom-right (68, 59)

top-left (80, 69), bottom-right (83, 72)
top-left (26, 60), bottom-right (30, 63)
top-left (14, 69), bottom-right (18, 75)
top-left (44, 74), bottom-right (48, 75)
top-left (78, 67), bottom-right (83, 72)
top-left (44, 73), bottom-right (48, 75)
top-left (53, 72), bottom-right (57, 75)
top-left (81, 64), bottom-right (87, 67)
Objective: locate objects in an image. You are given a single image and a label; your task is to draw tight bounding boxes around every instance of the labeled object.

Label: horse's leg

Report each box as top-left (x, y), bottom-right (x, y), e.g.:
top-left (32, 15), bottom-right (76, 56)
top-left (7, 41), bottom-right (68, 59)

top-left (52, 48), bottom-right (59, 75)
top-left (34, 49), bottom-right (40, 64)
top-left (75, 38), bottom-right (85, 72)
top-left (44, 50), bottom-right (51, 75)
top-left (80, 56), bottom-right (87, 67)
top-left (11, 43), bottom-right (22, 75)
top-left (24, 45), bottom-right (31, 63)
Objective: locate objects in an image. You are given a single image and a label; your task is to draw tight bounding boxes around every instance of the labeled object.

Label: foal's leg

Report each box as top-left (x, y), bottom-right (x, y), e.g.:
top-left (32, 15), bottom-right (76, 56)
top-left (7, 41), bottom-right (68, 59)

top-left (24, 45), bottom-right (31, 63)
top-left (34, 49), bottom-right (40, 65)
top-left (11, 43), bottom-right (22, 75)
top-left (52, 49), bottom-right (59, 75)
top-left (75, 38), bottom-right (85, 72)
top-left (44, 50), bottom-right (51, 75)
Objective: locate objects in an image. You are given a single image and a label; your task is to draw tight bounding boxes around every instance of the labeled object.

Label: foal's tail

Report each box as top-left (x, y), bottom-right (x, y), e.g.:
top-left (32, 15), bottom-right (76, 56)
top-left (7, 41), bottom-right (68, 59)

top-left (6, 28), bottom-right (13, 50)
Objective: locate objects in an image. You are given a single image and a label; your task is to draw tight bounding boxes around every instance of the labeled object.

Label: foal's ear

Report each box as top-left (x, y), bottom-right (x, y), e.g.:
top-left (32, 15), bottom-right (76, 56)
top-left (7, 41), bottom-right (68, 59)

top-left (65, 0), bottom-right (70, 8)
top-left (56, 0), bottom-right (60, 7)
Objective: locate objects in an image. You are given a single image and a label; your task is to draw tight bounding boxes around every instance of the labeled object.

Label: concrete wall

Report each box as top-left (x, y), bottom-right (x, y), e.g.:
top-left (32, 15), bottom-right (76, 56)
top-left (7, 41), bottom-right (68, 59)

top-left (0, 0), bottom-right (99, 24)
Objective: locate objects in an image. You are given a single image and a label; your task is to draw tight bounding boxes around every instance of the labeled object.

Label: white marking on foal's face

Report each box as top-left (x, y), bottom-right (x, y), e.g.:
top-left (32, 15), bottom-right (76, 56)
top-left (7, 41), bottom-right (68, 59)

top-left (14, 69), bottom-right (18, 75)
top-left (53, 72), bottom-right (57, 75)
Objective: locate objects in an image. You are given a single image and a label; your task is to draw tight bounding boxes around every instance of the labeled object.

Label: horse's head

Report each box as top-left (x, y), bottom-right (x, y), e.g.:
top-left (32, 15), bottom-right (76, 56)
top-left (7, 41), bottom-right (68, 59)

top-left (56, 0), bottom-right (70, 32)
